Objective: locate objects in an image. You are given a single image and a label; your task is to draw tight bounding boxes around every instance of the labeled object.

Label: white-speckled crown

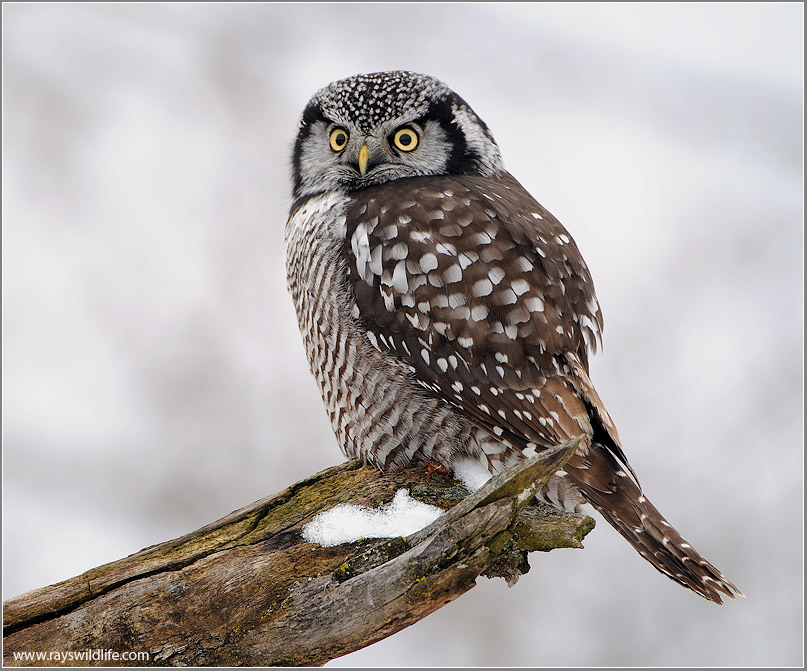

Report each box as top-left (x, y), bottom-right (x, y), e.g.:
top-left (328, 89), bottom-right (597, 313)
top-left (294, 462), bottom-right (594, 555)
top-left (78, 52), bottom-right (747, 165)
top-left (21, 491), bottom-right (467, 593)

top-left (309, 71), bottom-right (452, 133)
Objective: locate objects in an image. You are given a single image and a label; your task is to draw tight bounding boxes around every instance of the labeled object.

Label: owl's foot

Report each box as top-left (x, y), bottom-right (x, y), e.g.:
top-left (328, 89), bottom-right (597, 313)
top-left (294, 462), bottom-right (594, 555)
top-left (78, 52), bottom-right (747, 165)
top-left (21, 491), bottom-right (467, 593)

top-left (422, 460), bottom-right (452, 481)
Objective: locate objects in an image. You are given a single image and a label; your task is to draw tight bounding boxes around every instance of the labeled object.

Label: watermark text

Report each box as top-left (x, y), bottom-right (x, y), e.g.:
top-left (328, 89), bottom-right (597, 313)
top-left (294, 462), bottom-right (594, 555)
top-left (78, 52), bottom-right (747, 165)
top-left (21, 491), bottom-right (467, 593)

top-left (11, 649), bottom-right (150, 664)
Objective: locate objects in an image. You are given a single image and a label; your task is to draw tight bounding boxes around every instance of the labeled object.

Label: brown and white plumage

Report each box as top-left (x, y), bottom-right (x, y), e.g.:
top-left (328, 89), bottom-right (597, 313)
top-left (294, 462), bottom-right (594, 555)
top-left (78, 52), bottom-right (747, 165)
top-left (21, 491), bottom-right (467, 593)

top-left (285, 70), bottom-right (742, 604)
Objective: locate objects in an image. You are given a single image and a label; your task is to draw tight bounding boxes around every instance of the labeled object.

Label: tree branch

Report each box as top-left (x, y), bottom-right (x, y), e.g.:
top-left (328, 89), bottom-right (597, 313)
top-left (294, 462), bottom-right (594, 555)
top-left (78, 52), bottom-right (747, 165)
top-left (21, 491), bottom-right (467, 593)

top-left (3, 437), bottom-right (594, 667)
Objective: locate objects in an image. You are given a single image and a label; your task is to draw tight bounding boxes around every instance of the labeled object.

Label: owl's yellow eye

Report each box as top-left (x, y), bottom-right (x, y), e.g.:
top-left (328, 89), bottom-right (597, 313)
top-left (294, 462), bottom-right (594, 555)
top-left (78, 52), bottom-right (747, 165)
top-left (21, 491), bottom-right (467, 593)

top-left (329, 128), bottom-right (349, 152)
top-left (392, 127), bottom-right (419, 152)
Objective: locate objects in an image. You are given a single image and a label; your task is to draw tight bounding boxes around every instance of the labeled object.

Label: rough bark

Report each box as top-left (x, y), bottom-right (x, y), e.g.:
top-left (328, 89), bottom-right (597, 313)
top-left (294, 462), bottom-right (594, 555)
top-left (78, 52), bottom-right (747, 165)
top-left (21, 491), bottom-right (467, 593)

top-left (3, 438), bottom-right (594, 667)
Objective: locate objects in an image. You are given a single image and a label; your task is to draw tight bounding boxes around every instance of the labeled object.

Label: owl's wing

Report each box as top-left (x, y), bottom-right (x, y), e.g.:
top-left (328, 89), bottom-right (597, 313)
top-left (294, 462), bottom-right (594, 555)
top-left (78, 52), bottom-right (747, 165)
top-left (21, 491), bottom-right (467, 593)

top-left (343, 171), bottom-right (631, 475)
top-left (342, 172), bottom-right (742, 604)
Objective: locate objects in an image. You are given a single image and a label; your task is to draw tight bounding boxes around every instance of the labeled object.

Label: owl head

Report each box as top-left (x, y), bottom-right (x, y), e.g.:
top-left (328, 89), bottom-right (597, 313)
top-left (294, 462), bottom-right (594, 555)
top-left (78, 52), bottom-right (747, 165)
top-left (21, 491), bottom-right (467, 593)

top-left (291, 71), bottom-right (504, 199)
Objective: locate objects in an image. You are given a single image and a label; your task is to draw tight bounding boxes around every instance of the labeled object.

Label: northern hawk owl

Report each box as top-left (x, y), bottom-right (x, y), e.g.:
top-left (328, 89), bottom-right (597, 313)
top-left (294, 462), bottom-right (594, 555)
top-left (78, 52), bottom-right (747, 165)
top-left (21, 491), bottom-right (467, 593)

top-left (284, 70), bottom-right (741, 604)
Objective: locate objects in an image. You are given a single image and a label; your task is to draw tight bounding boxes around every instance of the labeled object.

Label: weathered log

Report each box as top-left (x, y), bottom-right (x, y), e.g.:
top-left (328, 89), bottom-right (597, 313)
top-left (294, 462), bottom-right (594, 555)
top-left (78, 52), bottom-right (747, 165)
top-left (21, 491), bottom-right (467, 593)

top-left (3, 438), bottom-right (594, 667)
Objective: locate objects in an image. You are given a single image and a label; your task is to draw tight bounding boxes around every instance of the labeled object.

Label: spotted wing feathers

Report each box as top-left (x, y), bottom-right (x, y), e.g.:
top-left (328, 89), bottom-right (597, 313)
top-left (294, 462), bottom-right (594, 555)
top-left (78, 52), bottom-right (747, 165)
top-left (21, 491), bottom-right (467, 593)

top-left (342, 172), bottom-right (741, 603)
top-left (346, 173), bottom-right (602, 452)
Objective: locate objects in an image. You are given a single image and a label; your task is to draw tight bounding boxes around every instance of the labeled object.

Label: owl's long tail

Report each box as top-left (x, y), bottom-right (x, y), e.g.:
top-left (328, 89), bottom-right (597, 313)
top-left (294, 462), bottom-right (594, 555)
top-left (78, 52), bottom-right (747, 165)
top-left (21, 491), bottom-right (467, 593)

top-left (565, 442), bottom-right (743, 604)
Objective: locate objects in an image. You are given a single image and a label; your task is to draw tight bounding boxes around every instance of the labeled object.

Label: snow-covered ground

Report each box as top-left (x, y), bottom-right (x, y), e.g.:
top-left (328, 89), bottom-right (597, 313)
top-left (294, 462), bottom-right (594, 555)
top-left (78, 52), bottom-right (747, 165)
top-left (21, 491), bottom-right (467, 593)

top-left (3, 3), bottom-right (802, 666)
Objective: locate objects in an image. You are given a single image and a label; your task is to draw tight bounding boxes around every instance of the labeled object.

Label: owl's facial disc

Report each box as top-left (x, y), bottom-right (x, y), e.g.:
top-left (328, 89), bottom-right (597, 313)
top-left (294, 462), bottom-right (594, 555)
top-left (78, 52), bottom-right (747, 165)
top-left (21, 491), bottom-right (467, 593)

top-left (291, 71), bottom-right (504, 199)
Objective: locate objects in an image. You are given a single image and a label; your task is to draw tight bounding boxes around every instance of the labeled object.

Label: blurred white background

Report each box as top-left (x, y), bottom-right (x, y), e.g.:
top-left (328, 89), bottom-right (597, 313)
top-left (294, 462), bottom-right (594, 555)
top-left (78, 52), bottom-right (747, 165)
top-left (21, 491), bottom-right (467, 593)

top-left (2, 3), bottom-right (803, 667)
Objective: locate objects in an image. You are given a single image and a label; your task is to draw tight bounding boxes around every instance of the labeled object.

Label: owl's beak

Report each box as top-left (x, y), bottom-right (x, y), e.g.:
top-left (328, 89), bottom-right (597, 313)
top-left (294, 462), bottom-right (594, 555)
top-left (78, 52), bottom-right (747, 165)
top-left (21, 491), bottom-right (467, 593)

top-left (358, 144), bottom-right (370, 177)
